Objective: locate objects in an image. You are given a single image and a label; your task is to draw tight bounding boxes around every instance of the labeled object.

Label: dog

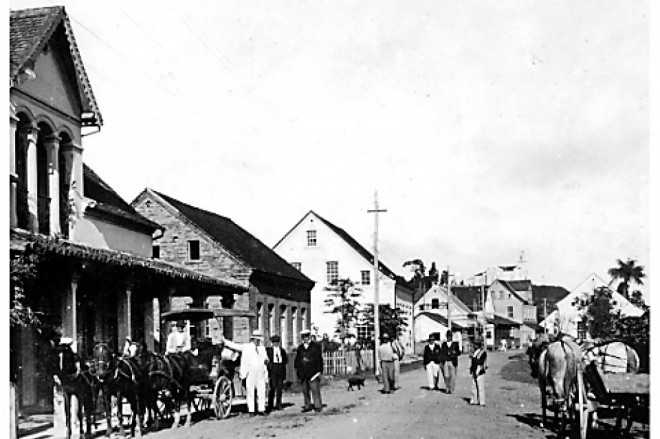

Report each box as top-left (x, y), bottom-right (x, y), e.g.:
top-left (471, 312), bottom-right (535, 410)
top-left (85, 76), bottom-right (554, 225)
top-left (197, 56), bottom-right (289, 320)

top-left (347, 375), bottom-right (365, 391)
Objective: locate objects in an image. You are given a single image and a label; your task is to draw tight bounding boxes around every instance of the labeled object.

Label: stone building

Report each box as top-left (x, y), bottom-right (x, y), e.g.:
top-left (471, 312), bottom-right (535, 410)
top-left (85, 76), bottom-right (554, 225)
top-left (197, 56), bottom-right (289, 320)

top-left (132, 189), bottom-right (315, 348)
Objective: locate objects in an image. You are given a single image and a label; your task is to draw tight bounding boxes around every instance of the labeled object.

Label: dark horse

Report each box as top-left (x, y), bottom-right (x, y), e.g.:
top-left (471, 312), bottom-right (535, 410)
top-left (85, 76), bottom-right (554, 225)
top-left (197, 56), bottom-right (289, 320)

top-left (92, 342), bottom-right (147, 437)
top-left (53, 343), bottom-right (96, 439)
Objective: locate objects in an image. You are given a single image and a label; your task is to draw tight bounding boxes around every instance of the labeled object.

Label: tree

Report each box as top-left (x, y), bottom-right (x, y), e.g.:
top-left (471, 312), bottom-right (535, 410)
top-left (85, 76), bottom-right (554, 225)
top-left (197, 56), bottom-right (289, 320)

top-left (403, 259), bottom-right (425, 283)
top-left (324, 278), bottom-right (362, 341)
top-left (10, 252), bottom-right (40, 328)
top-left (628, 290), bottom-right (649, 311)
top-left (361, 304), bottom-right (408, 340)
top-left (582, 287), bottom-right (619, 339)
top-left (608, 258), bottom-right (646, 299)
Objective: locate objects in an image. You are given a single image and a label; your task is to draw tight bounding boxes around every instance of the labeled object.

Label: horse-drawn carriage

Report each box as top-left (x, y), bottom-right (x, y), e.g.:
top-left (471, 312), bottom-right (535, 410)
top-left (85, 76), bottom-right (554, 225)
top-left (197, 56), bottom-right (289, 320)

top-left (53, 306), bottom-right (256, 439)
top-left (159, 307), bottom-right (257, 421)
top-left (528, 338), bottom-right (649, 439)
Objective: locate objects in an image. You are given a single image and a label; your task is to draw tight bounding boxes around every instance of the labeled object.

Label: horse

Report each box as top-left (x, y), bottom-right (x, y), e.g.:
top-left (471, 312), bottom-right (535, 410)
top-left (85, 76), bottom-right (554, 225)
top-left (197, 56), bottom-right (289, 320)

top-left (92, 341), bottom-right (147, 437)
top-left (161, 351), bottom-right (193, 427)
top-left (53, 343), bottom-right (96, 439)
top-left (528, 337), bottom-right (582, 434)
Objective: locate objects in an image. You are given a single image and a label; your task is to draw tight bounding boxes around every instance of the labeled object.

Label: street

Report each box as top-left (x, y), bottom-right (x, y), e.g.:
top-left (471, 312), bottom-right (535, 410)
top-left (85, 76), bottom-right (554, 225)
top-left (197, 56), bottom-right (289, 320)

top-left (140, 350), bottom-right (648, 439)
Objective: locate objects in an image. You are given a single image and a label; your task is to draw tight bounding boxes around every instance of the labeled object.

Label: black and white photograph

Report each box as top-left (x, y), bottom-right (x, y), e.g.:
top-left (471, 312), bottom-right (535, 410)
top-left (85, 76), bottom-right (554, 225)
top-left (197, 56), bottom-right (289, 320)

top-left (8, 1), bottom-right (651, 438)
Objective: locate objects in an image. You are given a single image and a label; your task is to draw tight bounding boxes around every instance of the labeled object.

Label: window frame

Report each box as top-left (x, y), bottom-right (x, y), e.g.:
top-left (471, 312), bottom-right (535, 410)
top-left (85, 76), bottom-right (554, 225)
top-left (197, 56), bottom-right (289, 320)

top-left (188, 240), bottom-right (200, 260)
top-left (507, 305), bottom-right (514, 318)
top-left (306, 230), bottom-right (317, 246)
top-left (361, 270), bottom-right (371, 285)
top-left (326, 261), bottom-right (339, 284)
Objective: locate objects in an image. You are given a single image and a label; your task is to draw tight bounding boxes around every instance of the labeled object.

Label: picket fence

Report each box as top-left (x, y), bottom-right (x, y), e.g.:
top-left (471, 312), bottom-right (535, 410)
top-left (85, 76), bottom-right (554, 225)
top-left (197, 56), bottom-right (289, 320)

top-left (282, 349), bottom-right (374, 381)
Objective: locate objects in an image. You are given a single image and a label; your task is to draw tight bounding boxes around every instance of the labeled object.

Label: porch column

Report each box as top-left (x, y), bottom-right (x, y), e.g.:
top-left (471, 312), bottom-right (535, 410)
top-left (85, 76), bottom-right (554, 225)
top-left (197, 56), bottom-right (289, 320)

top-left (60, 142), bottom-right (83, 237)
top-left (62, 272), bottom-right (80, 352)
top-left (21, 123), bottom-right (39, 233)
top-left (44, 134), bottom-right (61, 236)
top-left (10, 111), bottom-right (18, 229)
top-left (117, 281), bottom-right (133, 344)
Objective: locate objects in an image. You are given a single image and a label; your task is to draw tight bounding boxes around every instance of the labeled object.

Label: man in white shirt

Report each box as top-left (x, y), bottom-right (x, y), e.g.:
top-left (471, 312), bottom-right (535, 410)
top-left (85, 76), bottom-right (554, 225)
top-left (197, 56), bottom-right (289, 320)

top-left (166, 321), bottom-right (191, 354)
top-left (222, 331), bottom-right (269, 416)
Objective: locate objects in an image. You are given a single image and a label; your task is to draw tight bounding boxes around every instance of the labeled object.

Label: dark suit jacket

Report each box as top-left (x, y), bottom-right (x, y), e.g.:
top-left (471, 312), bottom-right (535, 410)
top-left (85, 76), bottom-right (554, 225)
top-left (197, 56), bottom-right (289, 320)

top-left (423, 344), bottom-right (441, 366)
top-left (294, 341), bottom-right (323, 380)
top-left (266, 345), bottom-right (288, 375)
top-left (439, 341), bottom-right (460, 366)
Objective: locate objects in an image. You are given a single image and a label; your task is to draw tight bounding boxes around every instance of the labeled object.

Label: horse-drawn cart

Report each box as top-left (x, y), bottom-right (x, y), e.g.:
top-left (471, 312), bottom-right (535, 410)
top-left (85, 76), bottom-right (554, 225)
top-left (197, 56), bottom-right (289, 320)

top-left (160, 307), bottom-right (257, 421)
top-left (571, 343), bottom-right (649, 439)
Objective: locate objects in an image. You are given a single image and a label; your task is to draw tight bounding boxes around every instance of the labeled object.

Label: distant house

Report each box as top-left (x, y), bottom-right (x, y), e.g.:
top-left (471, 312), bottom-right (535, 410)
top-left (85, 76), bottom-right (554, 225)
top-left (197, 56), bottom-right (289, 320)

top-left (273, 211), bottom-right (415, 352)
top-left (414, 284), bottom-right (476, 351)
top-left (485, 279), bottom-right (538, 346)
top-left (540, 274), bottom-right (644, 339)
top-left (132, 189), bottom-right (315, 348)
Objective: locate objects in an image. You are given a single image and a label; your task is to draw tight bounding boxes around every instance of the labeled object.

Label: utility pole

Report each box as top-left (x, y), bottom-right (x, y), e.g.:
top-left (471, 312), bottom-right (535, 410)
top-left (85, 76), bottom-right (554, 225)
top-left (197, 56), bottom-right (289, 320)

top-left (543, 298), bottom-right (548, 335)
top-left (447, 265), bottom-right (452, 335)
top-left (368, 191), bottom-right (386, 374)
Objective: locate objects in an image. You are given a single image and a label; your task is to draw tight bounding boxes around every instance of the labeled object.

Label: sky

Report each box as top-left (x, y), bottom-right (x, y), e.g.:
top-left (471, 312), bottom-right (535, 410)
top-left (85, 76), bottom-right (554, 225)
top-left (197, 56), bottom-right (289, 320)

top-left (8, 0), bottom-right (651, 293)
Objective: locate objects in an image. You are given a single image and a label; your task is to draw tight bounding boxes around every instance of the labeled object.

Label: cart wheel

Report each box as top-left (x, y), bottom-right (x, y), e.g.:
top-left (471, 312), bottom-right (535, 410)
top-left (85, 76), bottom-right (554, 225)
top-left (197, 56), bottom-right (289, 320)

top-left (213, 376), bottom-right (233, 419)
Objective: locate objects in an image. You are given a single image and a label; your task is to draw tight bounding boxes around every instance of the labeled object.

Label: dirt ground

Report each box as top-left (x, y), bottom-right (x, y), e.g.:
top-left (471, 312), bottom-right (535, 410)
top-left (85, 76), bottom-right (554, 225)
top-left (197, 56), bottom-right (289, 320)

top-left (110, 350), bottom-right (651, 439)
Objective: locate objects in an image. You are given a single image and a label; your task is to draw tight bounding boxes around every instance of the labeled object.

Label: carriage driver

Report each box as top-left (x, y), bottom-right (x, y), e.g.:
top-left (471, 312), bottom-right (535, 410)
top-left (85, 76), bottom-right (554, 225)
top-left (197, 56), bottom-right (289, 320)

top-left (166, 320), bottom-right (192, 354)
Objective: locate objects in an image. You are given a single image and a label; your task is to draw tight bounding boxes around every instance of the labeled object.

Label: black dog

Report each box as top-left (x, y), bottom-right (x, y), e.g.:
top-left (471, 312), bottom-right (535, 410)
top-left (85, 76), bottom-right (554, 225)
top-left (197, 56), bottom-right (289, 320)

top-left (347, 375), bottom-right (365, 391)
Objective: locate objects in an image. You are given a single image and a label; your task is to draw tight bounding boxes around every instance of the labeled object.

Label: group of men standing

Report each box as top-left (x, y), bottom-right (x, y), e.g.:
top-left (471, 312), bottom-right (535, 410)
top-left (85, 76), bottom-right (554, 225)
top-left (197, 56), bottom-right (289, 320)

top-left (422, 330), bottom-right (461, 393)
top-left (221, 328), bottom-right (323, 416)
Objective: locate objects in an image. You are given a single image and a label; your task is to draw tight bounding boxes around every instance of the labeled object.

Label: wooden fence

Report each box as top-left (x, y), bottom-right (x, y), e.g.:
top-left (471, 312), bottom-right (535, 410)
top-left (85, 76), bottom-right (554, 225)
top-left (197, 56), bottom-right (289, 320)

top-left (283, 349), bottom-right (374, 381)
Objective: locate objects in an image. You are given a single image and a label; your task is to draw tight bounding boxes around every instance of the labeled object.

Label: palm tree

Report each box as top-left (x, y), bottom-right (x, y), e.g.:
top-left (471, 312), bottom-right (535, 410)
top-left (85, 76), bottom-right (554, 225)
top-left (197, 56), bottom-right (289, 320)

top-left (608, 258), bottom-right (646, 299)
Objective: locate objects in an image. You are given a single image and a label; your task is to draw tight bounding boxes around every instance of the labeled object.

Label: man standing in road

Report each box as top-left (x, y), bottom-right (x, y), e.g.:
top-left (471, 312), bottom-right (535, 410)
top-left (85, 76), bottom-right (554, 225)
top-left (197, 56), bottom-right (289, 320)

top-left (294, 329), bottom-right (323, 412)
top-left (440, 329), bottom-right (460, 394)
top-left (222, 331), bottom-right (270, 416)
top-left (469, 338), bottom-right (487, 406)
top-left (266, 334), bottom-right (288, 412)
top-left (423, 334), bottom-right (441, 390)
top-left (392, 336), bottom-right (405, 389)
top-left (378, 333), bottom-right (397, 394)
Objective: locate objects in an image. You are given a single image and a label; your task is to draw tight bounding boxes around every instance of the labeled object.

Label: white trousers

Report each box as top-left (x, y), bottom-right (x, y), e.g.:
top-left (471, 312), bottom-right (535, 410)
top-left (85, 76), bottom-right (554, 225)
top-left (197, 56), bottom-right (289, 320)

top-left (426, 363), bottom-right (440, 389)
top-left (245, 368), bottom-right (267, 413)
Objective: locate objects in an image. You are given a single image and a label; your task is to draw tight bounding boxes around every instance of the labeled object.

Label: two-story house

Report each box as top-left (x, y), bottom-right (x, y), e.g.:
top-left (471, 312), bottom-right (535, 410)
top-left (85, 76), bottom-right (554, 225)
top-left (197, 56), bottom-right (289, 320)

top-left (272, 211), bottom-right (415, 352)
top-left (485, 279), bottom-right (538, 345)
top-left (9, 6), bottom-right (246, 419)
top-left (131, 189), bottom-right (315, 348)
top-left (413, 284), bottom-right (476, 352)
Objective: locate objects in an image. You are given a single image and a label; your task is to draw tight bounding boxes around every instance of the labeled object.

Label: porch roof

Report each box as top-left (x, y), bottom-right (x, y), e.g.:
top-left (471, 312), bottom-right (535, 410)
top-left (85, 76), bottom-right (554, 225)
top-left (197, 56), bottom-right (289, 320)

top-left (486, 314), bottom-right (520, 328)
top-left (10, 229), bottom-right (247, 291)
top-left (417, 311), bottom-right (467, 329)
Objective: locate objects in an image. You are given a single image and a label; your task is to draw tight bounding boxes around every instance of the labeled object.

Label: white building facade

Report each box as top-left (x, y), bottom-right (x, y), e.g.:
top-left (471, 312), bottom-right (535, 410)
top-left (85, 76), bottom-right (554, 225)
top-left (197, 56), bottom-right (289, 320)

top-left (273, 211), bottom-right (415, 352)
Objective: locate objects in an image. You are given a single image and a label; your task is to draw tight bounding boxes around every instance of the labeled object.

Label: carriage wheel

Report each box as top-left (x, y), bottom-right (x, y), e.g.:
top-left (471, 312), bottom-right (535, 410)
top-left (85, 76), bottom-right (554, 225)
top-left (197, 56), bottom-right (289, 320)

top-left (213, 376), bottom-right (233, 419)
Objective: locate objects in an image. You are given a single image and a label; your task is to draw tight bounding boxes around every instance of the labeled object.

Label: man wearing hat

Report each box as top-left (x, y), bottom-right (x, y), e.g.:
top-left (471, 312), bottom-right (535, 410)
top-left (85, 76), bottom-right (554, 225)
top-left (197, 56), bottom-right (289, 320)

top-left (222, 331), bottom-right (270, 416)
top-left (166, 320), bottom-right (191, 354)
top-left (294, 329), bottom-right (323, 412)
top-left (469, 337), bottom-right (487, 406)
top-left (377, 333), bottom-right (397, 394)
top-left (423, 334), bottom-right (441, 390)
top-left (266, 335), bottom-right (288, 411)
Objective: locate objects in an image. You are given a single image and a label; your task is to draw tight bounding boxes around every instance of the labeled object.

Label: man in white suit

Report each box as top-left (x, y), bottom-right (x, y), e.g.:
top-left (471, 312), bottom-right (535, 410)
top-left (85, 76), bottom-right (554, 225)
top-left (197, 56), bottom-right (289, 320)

top-left (222, 330), bottom-right (270, 416)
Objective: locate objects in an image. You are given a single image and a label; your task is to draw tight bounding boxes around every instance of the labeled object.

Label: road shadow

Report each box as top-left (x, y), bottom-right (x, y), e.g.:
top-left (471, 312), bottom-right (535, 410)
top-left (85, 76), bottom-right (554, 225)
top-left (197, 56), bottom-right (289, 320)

top-left (506, 412), bottom-right (546, 430)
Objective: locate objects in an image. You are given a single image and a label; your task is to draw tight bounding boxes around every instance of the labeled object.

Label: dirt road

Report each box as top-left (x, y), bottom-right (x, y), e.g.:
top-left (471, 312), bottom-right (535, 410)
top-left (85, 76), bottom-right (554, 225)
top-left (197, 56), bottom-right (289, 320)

top-left (143, 350), bottom-right (649, 439)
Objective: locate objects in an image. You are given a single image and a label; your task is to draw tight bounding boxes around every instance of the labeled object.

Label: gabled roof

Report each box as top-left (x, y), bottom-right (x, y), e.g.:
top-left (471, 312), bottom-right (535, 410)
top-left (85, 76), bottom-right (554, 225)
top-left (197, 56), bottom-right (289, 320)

top-left (275, 210), bottom-right (399, 280)
top-left (417, 311), bottom-right (466, 329)
top-left (10, 6), bottom-right (102, 126)
top-left (487, 314), bottom-right (520, 327)
top-left (450, 286), bottom-right (485, 311)
top-left (494, 279), bottom-right (530, 304)
top-left (83, 165), bottom-right (161, 233)
top-left (142, 190), bottom-right (313, 285)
